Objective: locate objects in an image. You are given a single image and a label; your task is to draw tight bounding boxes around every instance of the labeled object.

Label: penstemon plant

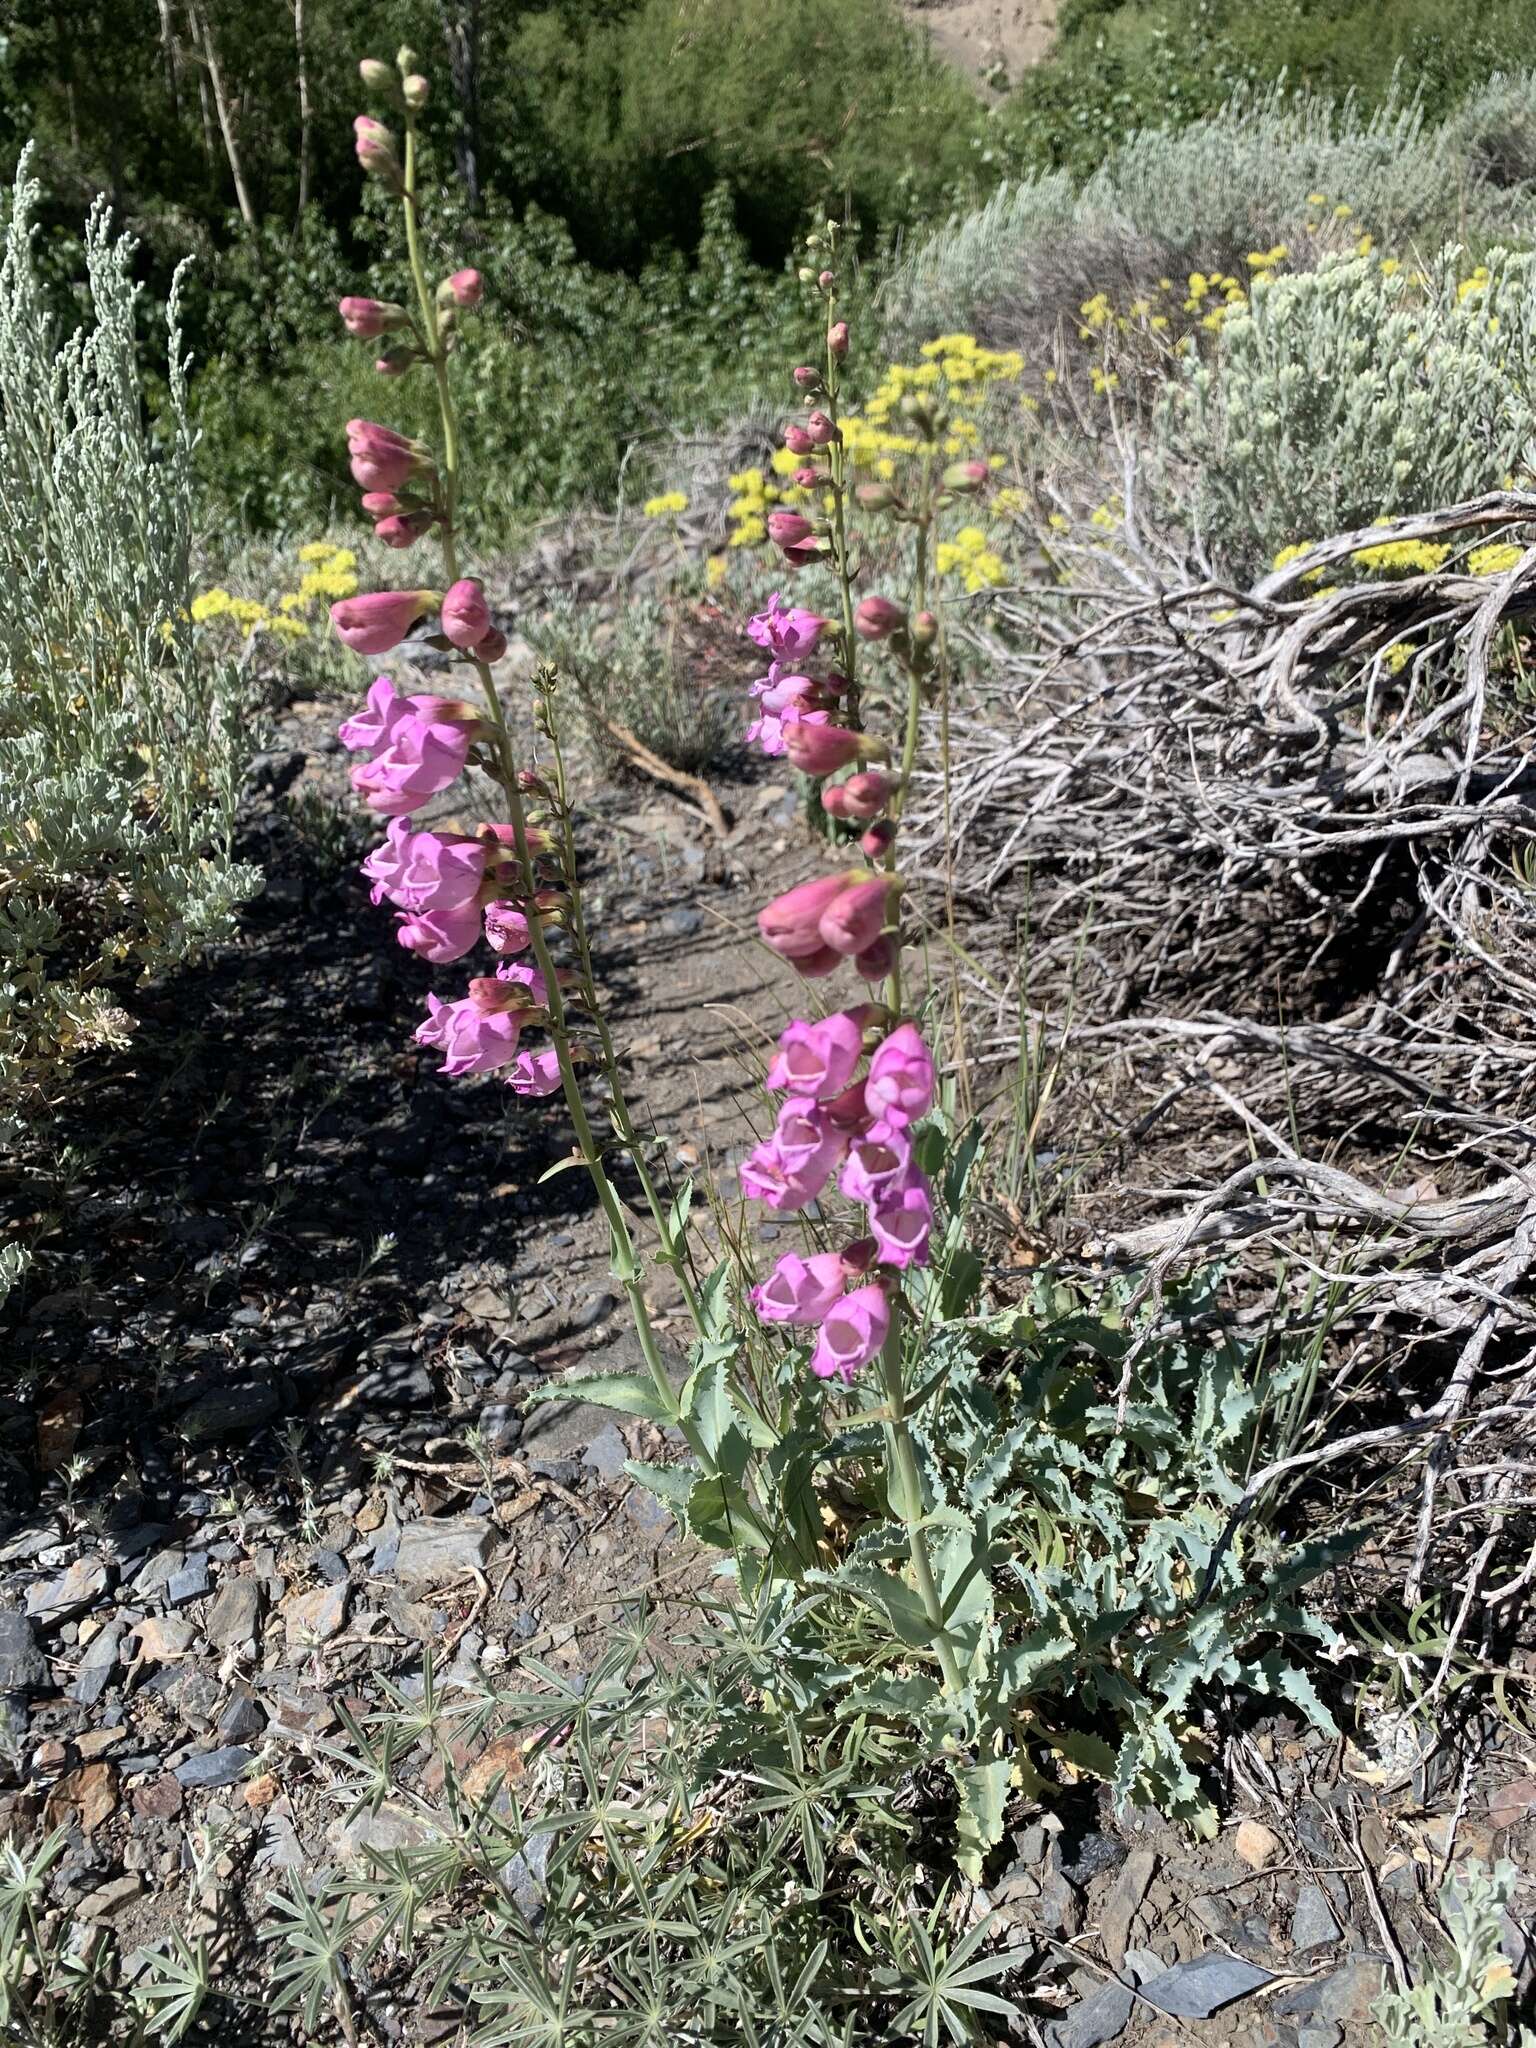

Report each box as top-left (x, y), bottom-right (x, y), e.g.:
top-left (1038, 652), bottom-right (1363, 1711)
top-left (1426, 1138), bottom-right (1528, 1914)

top-left (329, 64), bottom-right (1349, 1882)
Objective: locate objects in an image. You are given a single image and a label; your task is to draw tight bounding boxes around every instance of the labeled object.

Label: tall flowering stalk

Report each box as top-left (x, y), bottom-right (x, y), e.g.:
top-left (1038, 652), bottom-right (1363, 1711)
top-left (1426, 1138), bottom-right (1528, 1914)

top-left (332, 50), bottom-right (708, 1461)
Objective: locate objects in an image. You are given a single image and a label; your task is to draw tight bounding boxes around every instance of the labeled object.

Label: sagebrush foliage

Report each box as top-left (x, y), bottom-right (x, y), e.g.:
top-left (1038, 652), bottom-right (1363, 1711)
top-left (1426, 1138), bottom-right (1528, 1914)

top-left (1159, 248), bottom-right (1536, 572)
top-left (0, 156), bottom-right (259, 1137)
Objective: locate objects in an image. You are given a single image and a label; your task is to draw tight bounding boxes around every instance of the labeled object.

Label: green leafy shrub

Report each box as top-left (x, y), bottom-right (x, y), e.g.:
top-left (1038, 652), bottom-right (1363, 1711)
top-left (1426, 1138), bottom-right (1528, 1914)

top-left (0, 156), bottom-right (259, 1138)
top-left (1374, 1858), bottom-right (1533, 2046)
top-left (1156, 248), bottom-right (1536, 574)
top-left (885, 73), bottom-right (1536, 352)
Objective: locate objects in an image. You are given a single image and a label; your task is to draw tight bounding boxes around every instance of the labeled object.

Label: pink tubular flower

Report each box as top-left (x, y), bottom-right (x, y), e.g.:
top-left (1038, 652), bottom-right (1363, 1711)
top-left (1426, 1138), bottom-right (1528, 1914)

top-left (746, 597), bottom-right (827, 660)
top-left (483, 901), bottom-right (531, 954)
top-left (870, 1179), bottom-right (934, 1269)
top-left (394, 901), bottom-right (484, 962)
top-left (865, 1022), bottom-right (936, 1125)
top-left (854, 594), bottom-right (906, 641)
top-left (823, 770), bottom-right (895, 822)
top-left (828, 320), bottom-right (849, 359)
top-left (349, 698), bottom-right (475, 815)
top-left (766, 510), bottom-right (814, 550)
top-left (444, 268), bottom-right (483, 308)
top-left (805, 411), bottom-right (840, 447)
top-left (783, 424), bottom-right (815, 456)
top-left (496, 957), bottom-right (550, 1007)
top-left (759, 874), bottom-right (854, 963)
top-left (766, 1010), bottom-right (865, 1098)
top-left (441, 577), bottom-right (491, 649)
top-left (339, 296), bottom-right (405, 338)
top-left (773, 1097), bottom-right (844, 1178)
top-left (415, 983), bottom-right (526, 1076)
top-left (361, 819), bottom-right (487, 912)
top-left (839, 1120), bottom-right (914, 1206)
top-left (339, 675), bottom-right (406, 753)
top-left (360, 490), bottom-right (406, 517)
top-left (818, 875), bottom-right (893, 958)
top-left (861, 819), bottom-right (897, 859)
top-left (809, 1284), bottom-right (890, 1384)
top-left (375, 510), bottom-right (435, 549)
top-left (784, 720), bottom-right (865, 778)
top-left (507, 1048), bottom-right (563, 1097)
top-left (331, 590), bottom-right (433, 655)
top-left (346, 418), bottom-right (424, 492)
top-left (751, 1250), bottom-right (848, 1325)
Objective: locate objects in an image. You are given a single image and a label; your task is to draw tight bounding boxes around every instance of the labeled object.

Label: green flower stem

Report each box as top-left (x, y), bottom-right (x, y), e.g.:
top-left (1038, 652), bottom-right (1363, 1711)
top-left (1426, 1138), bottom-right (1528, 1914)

top-left (398, 116), bottom-right (700, 1457)
top-left (823, 289), bottom-right (861, 730)
top-left (879, 1313), bottom-right (964, 1696)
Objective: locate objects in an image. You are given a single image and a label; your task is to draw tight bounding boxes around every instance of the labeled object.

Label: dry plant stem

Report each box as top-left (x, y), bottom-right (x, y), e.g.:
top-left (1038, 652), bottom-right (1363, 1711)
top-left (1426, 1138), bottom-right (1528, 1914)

top-left (399, 122), bottom-right (698, 1452)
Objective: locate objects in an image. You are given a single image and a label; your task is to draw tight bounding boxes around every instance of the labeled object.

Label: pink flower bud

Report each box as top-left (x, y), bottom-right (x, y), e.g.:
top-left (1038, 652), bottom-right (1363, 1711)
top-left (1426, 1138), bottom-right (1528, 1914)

top-left (402, 72), bottom-right (429, 110)
top-left (443, 267), bottom-right (482, 307)
top-left (823, 1077), bottom-right (869, 1130)
top-left (854, 594), bottom-right (906, 641)
top-left (374, 510), bottom-right (435, 549)
top-left (792, 366), bottom-right (821, 389)
top-left (822, 770), bottom-right (895, 822)
top-left (441, 578), bottom-right (491, 650)
top-left (346, 418), bottom-right (424, 492)
top-left (805, 410), bottom-right (841, 447)
top-left (943, 459), bottom-right (989, 492)
top-left (475, 627), bottom-right (508, 663)
top-left (339, 296), bottom-right (406, 338)
top-left (818, 270), bottom-right (835, 291)
top-left (358, 58), bottom-right (396, 94)
top-left (809, 1283), bottom-right (890, 1384)
top-left (783, 424), bottom-right (815, 456)
top-left (782, 541), bottom-right (823, 571)
top-left (374, 346), bottom-right (415, 376)
top-left (911, 610), bottom-right (938, 647)
top-left (793, 465), bottom-right (821, 488)
top-left (841, 1235), bottom-right (878, 1274)
top-left (766, 510), bottom-right (814, 550)
top-left (783, 720), bottom-right (865, 778)
top-left (860, 819), bottom-right (896, 858)
top-left (759, 873), bottom-right (854, 963)
top-left (828, 320), bottom-right (849, 358)
top-left (330, 589), bottom-right (434, 655)
top-left (353, 114), bottom-right (399, 180)
top-left (856, 481), bottom-right (897, 511)
top-left (359, 491), bottom-right (403, 516)
top-left (853, 936), bottom-right (894, 981)
top-left (818, 875), bottom-right (893, 958)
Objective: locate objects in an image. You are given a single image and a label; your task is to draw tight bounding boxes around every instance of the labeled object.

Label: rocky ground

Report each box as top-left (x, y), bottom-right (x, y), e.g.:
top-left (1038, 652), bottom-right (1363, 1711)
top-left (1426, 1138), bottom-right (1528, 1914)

top-left (3, 646), bottom-right (1536, 2042)
top-left (901, 0), bottom-right (1058, 91)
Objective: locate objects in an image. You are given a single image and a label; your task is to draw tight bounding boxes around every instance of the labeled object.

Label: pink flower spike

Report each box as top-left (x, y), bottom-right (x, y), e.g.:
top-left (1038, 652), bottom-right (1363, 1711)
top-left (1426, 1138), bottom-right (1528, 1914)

top-left (394, 901), bottom-right (483, 961)
top-left (415, 989), bottom-right (525, 1076)
top-left (759, 874), bottom-right (853, 962)
top-left (809, 1284), bottom-right (890, 1384)
top-left (751, 1250), bottom-right (848, 1325)
top-left (817, 875), bottom-right (892, 958)
top-left (483, 901), bottom-right (532, 954)
top-left (838, 1119), bottom-right (914, 1205)
top-left (870, 1180), bottom-right (933, 1269)
top-left (766, 1011), bottom-right (865, 1098)
top-left (866, 1022), bottom-right (936, 1126)
top-left (441, 578), bottom-right (491, 650)
top-left (445, 268), bottom-right (483, 308)
top-left (331, 590), bottom-right (434, 655)
top-left (507, 1048), bottom-right (563, 1096)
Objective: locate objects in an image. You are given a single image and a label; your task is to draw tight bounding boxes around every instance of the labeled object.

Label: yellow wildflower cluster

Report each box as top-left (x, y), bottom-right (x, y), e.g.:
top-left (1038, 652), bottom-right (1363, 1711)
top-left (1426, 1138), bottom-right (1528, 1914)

top-left (643, 490), bottom-right (689, 518)
top-left (1351, 538), bottom-right (1451, 575)
top-left (935, 525), bottom-right (1007, 593)
top-left (1468, 543), bottom-right (1523, 576)
top-left (727, 467), bottom-right (782, 548)
top-left (192, 542), bottom-right (360, 642)
top-left (1458, 265), bottom-right (1492, 304)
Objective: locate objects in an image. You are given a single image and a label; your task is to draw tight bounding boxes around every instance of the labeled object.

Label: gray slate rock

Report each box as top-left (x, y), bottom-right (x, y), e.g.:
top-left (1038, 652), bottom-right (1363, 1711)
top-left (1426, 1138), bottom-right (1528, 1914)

top-left (391, 1516), bottom-right (497, 1590)
top-left (0, 1609), bottom-right (48, 1692)
top-left (476, 1401), bottom-right (520, 1450)
top-left (1292, 1882), bottom-right (1343, 1951)
top-left (581, 1423), bottom-right (629, 1483)
top-left (69, 1622), bottom-right (123, 1706)
top-left (205, 1578), bottom-right (263, 1650)
top-left (166, 1554), bottom-right (211, 1605)
top-left (1044, 1976), bottom-right (1135, 2048)
top-left (1138, 1952), bottom-right (1272, 2019)
top-left (173, 1744), bottom-right (254, 1789)
top-left (26, 1557), bottom-right (109, 1625)
top-left (178, 1382), bottom-right (279, 1440)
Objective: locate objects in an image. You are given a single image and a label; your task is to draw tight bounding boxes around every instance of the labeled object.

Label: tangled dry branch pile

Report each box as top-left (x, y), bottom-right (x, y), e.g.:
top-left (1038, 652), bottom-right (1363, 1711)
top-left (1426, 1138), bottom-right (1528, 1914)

top-left (909, 483), bottom-right (1536, 1629)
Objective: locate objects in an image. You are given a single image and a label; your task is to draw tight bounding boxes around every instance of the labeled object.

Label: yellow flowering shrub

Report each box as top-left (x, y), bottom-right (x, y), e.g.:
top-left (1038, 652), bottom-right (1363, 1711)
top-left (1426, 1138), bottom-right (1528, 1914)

top-left (935, 524), bottom-right (1007, 592)
top-left (1468, 543), bottom-right (1523, 576)
top-left (643, 490), bottom-right (689, 518)
top-left (192, 542), bottom-right (360, 645)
